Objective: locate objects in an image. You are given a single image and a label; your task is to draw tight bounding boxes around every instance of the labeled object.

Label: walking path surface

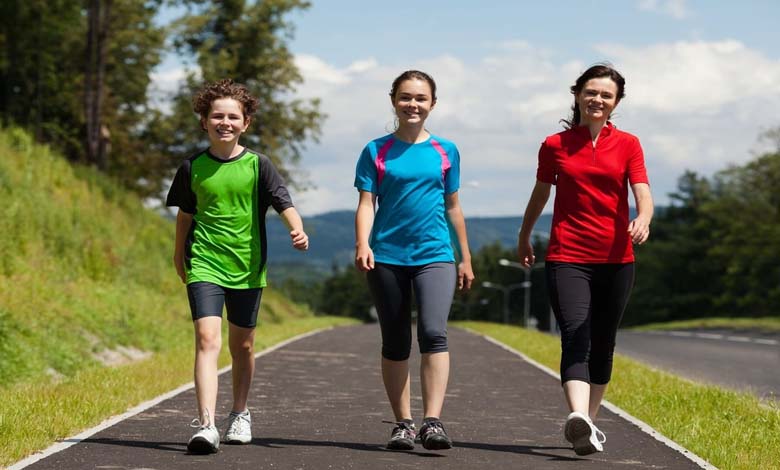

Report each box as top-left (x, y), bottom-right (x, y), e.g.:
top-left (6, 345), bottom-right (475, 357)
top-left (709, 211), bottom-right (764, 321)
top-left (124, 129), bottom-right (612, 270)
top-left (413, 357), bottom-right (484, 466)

top-left (16, 324), bottom-right (711, 469)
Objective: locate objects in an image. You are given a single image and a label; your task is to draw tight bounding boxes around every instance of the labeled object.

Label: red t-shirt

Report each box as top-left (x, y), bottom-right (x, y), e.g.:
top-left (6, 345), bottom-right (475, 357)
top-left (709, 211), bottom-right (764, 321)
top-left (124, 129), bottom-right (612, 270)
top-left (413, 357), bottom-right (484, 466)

top-left (536, 122), bottom-right (649, 263)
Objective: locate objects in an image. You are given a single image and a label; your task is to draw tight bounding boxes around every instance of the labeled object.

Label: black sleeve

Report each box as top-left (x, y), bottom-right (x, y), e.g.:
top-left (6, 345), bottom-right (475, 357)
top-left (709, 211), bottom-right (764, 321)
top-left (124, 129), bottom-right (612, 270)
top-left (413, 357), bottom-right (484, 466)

top-left (165, 159), bottom-right (196, 214)
top-left (257, 154), bottom-right (294, 214)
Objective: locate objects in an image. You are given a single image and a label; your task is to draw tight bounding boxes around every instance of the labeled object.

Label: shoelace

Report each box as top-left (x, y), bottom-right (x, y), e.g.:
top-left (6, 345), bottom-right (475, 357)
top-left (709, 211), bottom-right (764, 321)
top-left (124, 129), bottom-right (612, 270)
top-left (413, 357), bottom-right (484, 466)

top-left (382, 420), bottom-right (416, 439)
top-left (190, 409), bottom-right (213, 430)
top-left (593, 426), bottom-right (606, 444)
top-left (422, 420), bottom-right (445, 435)
top-left (227, 411), bottom-right (251, 434)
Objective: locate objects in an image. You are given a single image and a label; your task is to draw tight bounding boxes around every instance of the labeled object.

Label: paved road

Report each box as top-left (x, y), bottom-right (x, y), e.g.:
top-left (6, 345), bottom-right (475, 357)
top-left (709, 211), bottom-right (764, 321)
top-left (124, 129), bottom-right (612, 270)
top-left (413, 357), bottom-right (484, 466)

top-left (617, 329), bottom-right (780, 401)
top-left (15, 324), bottom-right (709, 469)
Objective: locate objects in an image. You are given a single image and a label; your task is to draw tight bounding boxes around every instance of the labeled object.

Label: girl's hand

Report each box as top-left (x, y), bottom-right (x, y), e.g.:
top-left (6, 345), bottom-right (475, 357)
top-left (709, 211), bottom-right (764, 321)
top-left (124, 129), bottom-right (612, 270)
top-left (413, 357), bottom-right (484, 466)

top-left (355, 244), bottom-right (374, 272)
top-left (457, 260), bottom-right (475, 290)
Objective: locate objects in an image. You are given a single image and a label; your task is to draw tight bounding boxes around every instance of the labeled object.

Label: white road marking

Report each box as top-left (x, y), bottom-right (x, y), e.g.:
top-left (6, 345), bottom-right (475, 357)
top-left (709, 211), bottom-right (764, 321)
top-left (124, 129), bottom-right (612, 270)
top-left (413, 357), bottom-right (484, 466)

top-left (639, 330), bottom-right (778, 347)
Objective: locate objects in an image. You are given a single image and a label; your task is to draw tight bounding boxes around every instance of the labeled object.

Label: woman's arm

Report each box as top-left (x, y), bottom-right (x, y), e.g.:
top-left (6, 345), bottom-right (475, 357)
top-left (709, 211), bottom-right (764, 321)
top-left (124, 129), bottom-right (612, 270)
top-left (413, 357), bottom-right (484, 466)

top-left (517, 181), bottom-right (552, 267)
top-left (628, 183), bottom-right (654, 245)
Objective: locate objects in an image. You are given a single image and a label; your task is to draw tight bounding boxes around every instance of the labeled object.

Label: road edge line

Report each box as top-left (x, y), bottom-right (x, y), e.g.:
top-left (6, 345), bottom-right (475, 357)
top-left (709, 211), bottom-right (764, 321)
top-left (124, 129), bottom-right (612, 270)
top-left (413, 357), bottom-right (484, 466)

top-left (477, 333), bottom-right (719, 470)
top-left (7, 327), bottom-right (332, 470)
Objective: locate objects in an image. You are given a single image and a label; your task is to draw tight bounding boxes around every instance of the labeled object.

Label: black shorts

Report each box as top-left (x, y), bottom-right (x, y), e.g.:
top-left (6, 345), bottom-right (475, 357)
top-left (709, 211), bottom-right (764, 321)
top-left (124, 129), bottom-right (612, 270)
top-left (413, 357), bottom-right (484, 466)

top-left (186, 281), bottom-right (263, 328)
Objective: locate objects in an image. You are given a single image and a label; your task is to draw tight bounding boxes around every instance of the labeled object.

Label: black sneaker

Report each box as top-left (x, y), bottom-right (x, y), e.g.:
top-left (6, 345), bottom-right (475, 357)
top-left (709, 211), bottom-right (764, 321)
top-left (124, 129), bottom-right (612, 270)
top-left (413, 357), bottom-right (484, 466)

top-left (383, 420), bottom-right (416, 450)
top-left (418, 418), bottom-right (452, 450)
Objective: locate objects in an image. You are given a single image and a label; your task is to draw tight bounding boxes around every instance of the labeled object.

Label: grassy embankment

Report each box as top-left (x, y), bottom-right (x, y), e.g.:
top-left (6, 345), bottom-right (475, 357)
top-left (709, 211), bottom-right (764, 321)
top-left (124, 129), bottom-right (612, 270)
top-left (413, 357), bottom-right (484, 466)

top-left (457, 321), bottom-right (780, 470)
top-left (0, 128), bottom-right (355, 467)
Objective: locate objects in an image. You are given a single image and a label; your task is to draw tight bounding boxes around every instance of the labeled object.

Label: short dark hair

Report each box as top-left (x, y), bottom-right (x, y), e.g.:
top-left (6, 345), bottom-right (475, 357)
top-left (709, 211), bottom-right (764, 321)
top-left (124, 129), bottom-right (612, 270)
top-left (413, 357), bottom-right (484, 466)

top-left (389, 70), bottom-right (437, 102)
top-left (192, 79), bottom-right (259, 120)
top-left (562, 63), bottom-right (626, 129)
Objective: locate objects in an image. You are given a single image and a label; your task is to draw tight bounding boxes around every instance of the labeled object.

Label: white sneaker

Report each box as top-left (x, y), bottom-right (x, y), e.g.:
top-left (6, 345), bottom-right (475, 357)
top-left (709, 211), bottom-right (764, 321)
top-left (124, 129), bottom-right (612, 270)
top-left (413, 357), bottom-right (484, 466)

top-left (188, 424), bottom-right (220, 454)
top-left (224, 410), bottom-right (252, 444)
top-left (564, 411), bottom-right (606, 455)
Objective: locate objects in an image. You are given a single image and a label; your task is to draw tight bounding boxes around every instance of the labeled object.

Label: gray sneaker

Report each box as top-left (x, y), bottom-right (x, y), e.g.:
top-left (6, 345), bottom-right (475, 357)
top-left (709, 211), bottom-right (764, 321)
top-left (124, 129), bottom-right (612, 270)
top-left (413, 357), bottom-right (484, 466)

top-left (188, 424), bottom-right (220, 454)
top-left (224, 410), bottom-right (252, 444)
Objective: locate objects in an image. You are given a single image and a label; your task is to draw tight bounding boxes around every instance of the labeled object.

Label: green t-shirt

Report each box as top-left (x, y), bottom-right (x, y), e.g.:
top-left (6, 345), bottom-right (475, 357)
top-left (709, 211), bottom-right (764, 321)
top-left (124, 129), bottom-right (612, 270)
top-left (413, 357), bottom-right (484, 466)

top-left (166, 148), bottom-right (293, 288)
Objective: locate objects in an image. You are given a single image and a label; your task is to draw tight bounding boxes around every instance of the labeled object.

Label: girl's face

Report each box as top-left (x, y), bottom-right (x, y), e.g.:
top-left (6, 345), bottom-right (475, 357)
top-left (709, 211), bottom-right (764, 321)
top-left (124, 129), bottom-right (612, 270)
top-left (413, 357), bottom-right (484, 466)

top-left (202, 98), bottom-right (250, 146)
top-left (576, 77), bottom-right (619, 125)
top-left (392, 78), bottom-right (435, 128)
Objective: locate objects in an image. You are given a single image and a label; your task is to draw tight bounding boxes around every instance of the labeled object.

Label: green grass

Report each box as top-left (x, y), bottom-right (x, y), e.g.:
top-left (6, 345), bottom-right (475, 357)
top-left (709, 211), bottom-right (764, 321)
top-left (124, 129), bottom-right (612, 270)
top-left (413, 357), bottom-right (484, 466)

top-left (632, 316), bottom-right (780, 332)
top-left (0, 127), bottom-right (359, 467)
top-left (456, 321), bottom-right (780, 470)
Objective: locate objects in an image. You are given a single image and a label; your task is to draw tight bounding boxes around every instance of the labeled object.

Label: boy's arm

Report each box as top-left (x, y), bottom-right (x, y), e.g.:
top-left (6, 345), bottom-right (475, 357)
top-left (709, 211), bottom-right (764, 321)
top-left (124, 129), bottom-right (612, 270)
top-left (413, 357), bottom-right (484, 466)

top-left (173, 210), bottom-right (193, 283)
top-left (279, 207), bottom-right (309, 251)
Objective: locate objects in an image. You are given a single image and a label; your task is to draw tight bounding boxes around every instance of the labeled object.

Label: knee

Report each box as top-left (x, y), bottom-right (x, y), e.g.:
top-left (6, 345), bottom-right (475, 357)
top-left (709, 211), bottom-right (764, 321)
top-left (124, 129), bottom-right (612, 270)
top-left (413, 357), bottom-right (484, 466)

top-left (230, 338), bottom-right (254, 357)
top-left (382, 345), bottom-right (411, 361)
top-left (196, 331), bottom-right (222, 354)
top-left (418, 327), bottom-right (448, 354)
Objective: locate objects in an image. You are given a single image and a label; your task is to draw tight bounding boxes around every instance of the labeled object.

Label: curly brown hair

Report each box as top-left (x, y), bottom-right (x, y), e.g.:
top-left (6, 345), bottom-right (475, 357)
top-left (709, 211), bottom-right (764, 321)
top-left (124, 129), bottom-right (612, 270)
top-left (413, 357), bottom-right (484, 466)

top-left (192, 78), bottom-right (259, 120)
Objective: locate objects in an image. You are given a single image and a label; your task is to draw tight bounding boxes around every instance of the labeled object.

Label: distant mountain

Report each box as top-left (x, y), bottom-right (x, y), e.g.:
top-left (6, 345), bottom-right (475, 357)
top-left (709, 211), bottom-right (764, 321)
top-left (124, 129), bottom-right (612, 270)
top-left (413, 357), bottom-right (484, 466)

top-left (265, 210), bottom-right (552, 281)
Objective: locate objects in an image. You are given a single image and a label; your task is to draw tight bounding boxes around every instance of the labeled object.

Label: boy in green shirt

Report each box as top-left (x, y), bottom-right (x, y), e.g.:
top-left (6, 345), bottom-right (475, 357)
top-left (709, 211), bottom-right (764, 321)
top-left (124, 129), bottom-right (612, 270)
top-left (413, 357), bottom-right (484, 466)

top-left (166, 79), bottom-right (309, 454)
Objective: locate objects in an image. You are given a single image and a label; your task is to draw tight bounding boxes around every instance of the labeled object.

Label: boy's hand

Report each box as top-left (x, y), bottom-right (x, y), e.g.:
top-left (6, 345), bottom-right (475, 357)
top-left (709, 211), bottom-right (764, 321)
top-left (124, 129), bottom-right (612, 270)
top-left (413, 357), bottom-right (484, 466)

top-left (290, 229), bottom-right (309, 251)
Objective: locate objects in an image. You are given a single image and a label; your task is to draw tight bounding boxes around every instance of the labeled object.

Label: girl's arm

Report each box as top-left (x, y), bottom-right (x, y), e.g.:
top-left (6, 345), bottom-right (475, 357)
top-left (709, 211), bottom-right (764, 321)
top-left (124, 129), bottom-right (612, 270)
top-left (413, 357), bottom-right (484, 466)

top-left (354, 191), bottom-right (376, 271)
top-left (445, 191), bottom-right (474, 290)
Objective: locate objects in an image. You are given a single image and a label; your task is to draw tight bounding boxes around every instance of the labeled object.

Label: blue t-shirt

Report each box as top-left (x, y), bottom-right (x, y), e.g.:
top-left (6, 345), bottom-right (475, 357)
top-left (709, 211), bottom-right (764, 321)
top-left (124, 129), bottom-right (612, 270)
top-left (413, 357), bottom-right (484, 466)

top-left (354, 133), bottom-right (460, 265)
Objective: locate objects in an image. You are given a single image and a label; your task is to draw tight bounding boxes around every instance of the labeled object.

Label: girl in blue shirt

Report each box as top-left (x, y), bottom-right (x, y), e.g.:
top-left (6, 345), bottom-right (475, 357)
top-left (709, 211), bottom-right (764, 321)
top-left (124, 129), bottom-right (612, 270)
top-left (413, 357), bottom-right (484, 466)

top-left (354, 70), bottom-right (474, 451)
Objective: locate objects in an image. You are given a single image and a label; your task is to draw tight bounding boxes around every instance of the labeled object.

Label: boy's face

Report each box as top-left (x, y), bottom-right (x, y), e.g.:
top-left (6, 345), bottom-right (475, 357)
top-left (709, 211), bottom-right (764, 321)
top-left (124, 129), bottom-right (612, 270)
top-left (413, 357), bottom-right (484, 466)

top-left (202, 98), bottom-right (250, 146)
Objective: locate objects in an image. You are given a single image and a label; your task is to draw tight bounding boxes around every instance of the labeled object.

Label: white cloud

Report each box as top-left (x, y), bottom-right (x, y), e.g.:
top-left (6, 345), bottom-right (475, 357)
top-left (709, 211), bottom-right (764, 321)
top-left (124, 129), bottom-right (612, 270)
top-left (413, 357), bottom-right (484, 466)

top-left (597, 40), bottom-right (780, 113)
top-left (637, 0), bottom-right (690, 20)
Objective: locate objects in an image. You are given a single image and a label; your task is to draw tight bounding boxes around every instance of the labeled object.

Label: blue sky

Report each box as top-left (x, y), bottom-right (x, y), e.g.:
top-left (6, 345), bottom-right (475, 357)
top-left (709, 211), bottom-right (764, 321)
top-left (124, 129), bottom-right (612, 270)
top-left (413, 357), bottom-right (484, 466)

top-left (153, 0), bottom-right (780, 217)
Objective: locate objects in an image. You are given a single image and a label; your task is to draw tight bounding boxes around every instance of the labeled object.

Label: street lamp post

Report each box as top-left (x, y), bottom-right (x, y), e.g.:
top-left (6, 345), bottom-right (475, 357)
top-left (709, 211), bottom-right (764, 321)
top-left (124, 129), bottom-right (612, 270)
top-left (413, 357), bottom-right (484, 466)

top-left (497, 259), bottom-right (533, 328)
top-left (481, 281), bottom-right (527, 325)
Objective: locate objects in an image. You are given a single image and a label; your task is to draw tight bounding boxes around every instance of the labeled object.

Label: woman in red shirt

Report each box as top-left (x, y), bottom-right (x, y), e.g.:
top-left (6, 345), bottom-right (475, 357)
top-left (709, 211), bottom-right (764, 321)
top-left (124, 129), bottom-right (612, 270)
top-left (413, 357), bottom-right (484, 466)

top-left (517, 63), bottom-right (654, 456)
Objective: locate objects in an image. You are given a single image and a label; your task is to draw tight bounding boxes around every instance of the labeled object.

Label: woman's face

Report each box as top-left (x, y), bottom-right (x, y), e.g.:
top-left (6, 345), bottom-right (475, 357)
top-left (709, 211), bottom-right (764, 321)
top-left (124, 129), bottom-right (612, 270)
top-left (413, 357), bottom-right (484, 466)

top-left (576, 77), bottom-right (619, 125)
top-left (392, 78), bottom-right (435, 128)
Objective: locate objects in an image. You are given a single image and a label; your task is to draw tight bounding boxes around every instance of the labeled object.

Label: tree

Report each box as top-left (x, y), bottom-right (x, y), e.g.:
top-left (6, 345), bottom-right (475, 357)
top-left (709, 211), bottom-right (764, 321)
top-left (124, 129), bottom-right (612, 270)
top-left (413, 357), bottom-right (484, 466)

top-left (0, 0), bottom-right (166, 189)
top-left (0, 0), bottom-right (84, 157)
top-left (84, 0), bottom-right (112, 169)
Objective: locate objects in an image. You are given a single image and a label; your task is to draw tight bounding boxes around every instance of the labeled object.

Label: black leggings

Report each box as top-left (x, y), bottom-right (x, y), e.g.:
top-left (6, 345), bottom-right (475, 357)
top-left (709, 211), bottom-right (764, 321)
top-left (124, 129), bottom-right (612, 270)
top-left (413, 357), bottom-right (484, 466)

top-left (366, 262), bottom-right (456, 361)
top-left (546, 262), bottom-right (635, 385)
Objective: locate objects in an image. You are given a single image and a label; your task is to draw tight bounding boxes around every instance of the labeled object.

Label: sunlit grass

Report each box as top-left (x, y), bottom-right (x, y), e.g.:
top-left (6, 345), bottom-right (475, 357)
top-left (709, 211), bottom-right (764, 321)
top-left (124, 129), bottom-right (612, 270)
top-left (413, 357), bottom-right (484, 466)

top-left (456, 321), bottom-right (780, 470)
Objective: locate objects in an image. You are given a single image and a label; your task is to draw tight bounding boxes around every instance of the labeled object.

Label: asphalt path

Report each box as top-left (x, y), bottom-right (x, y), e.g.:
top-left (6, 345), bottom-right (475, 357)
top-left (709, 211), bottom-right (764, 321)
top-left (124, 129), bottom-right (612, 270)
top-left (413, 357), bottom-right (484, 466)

top-left (13, 324), bottom-right (711, 470)
top-left (616, 329), bottom-right (780, 400)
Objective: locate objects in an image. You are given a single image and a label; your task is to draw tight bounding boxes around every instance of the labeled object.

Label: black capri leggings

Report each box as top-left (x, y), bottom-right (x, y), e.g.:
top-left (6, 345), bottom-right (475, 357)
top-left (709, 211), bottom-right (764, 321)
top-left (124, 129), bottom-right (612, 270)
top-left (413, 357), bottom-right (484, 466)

top-left (546, 262), bottom-right (635, 385)
top-left (366, 262), bottom-right (456, 361)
